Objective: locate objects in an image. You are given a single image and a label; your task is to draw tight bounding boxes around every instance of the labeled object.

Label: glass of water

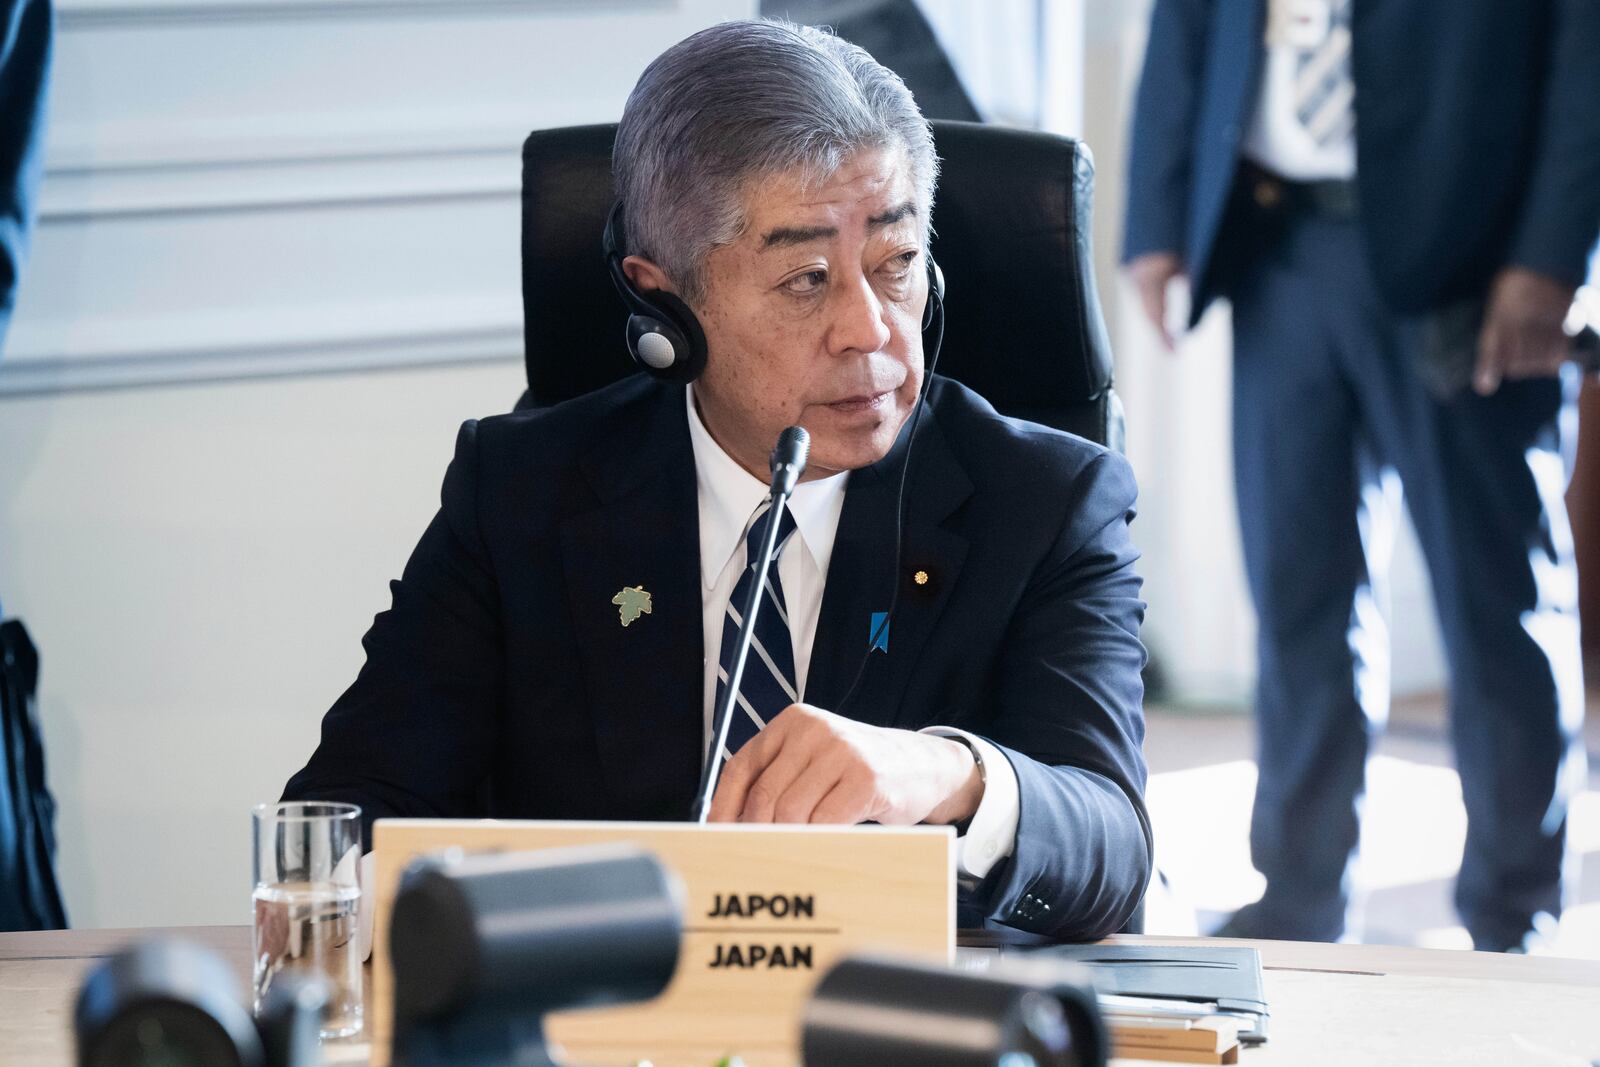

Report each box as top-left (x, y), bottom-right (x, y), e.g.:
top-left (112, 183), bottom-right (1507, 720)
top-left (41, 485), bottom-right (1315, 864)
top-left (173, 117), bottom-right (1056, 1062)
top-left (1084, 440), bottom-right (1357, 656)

top-left (252, 801), bottom-right (363, 1039)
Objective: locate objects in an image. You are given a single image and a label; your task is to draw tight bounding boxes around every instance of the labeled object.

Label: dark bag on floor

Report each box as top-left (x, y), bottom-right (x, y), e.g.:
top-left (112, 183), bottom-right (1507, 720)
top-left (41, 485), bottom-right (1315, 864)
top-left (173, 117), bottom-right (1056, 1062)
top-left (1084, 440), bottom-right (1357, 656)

top-left (1, 619), bottom-right (67, 930)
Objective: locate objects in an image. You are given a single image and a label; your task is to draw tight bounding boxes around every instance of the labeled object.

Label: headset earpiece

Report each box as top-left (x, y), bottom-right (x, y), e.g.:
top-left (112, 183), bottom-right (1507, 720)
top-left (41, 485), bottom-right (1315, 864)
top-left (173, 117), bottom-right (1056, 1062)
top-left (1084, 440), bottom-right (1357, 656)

top-left (603, 202), bottom-right (710, 383)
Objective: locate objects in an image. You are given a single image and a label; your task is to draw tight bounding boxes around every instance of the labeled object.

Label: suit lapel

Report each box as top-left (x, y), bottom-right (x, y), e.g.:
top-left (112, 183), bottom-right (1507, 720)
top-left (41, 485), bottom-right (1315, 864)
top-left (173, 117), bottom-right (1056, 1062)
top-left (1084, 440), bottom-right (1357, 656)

top-left (561, 384), bottom-right (704, 819)
top-left (805, 402), bottom-right (972, 728)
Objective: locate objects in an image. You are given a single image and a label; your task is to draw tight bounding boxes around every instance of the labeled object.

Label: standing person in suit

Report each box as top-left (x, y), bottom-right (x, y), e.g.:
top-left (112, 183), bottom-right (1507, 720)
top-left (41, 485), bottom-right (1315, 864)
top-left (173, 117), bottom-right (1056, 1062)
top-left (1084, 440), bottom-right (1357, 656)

top-left (1125, 0), bottom-right (1600, 950)
top-left (285, 18), bottom-right (1152, 940)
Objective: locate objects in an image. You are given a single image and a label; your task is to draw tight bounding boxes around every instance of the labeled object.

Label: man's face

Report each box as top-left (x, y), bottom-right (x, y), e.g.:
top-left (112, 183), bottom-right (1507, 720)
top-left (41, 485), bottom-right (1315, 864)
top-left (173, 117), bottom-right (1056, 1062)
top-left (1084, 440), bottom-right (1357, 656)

top-left (629, 147), bottom-right (929, 480)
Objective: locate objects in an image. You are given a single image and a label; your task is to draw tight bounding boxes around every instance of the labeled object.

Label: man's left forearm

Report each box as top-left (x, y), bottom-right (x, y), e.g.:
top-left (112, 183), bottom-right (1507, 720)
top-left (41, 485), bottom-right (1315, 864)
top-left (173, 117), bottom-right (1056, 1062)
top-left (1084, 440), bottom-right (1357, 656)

top-left (965, 740), bottom-right (1151, 941)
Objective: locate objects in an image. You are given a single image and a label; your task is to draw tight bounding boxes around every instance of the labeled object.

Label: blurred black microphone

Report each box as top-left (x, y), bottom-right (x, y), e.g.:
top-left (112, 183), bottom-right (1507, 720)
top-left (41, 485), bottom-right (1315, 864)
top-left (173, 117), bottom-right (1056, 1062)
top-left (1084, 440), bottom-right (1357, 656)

top-left (76, 940), bottom-right (326, 1067)
top-left (802, 955), bottom-right (1109, 1067)
top-left (390, 844), bottom-right (682, 1067)
top-left (691, 425), bottom-right (810, 823)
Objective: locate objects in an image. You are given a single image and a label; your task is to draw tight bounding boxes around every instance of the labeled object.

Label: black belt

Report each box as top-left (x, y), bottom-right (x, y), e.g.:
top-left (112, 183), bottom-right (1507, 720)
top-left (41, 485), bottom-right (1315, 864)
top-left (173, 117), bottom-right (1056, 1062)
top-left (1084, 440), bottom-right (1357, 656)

top-left (1238, 160), bottom-right (1359, 221)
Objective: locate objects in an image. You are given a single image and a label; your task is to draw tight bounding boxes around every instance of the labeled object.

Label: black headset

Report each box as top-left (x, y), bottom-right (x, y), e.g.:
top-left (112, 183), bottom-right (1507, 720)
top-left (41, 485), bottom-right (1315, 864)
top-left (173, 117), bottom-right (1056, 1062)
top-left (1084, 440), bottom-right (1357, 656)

top-left (602, 201), bottom-right (944, 382)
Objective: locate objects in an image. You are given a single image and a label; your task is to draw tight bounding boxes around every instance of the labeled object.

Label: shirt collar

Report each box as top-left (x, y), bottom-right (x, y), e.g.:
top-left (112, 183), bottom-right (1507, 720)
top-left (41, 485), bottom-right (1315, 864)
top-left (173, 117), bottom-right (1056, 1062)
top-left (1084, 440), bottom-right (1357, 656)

top-left (686, 385), bottom-right (848, 589)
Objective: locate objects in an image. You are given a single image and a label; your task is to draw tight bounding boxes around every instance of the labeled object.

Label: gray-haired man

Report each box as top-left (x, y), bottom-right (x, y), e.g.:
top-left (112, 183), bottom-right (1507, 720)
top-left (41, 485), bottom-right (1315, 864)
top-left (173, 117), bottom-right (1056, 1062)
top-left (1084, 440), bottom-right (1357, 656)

top-left (286, 19), bottom-right (1151, 940)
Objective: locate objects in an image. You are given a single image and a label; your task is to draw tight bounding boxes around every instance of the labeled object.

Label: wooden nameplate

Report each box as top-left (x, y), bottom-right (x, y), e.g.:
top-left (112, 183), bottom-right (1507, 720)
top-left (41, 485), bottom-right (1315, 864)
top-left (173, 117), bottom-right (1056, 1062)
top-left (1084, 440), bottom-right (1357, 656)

top-left (370, 819), bottom-right (957, 1067)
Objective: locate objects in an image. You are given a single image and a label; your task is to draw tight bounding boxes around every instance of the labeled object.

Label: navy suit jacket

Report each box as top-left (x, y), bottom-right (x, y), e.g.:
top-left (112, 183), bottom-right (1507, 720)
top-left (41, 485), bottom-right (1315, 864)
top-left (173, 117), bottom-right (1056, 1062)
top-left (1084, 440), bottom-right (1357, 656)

top-left (1124, 0), bottom-right (1600, 321)
top-left (284, 374), bottom-right (1151, 940)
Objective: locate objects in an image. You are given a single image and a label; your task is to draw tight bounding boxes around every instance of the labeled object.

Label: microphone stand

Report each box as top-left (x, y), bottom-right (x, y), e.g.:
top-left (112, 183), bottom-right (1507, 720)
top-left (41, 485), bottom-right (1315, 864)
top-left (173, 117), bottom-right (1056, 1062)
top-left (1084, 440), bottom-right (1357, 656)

top-left (691, 427), bottom-right (809, 823)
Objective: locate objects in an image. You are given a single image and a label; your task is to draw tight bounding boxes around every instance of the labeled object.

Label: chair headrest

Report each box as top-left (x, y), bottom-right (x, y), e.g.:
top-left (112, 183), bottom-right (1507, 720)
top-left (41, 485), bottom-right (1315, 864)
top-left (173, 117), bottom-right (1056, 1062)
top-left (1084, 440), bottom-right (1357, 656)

top-left (521, 121), bottom-right (1114, 422)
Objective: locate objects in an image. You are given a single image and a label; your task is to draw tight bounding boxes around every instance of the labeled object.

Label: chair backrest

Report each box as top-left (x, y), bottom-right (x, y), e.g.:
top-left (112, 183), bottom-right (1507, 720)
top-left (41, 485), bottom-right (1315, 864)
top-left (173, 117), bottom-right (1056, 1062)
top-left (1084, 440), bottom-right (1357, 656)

top-left (519, 121), bottom-right (1123, 450)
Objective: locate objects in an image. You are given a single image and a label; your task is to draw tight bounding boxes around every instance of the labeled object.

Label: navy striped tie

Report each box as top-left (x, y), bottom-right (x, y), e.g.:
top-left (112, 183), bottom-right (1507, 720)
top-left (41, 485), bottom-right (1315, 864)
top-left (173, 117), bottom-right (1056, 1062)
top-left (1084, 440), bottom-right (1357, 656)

top-left (1293, 0), bottom-right (1355, 146)
top-left (715, 502), bottom-right (800, 761)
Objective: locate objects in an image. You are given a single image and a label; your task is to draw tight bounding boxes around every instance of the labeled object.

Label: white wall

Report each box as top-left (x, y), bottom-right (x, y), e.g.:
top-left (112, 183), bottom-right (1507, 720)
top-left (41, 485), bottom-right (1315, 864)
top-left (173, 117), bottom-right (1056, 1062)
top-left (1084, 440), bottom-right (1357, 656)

top-left (1, 365), bottom-right (527, 928)
top-left (0, 0), bottom-right (753, 929)
top-left (919, 0), bottom-right (1084, 134)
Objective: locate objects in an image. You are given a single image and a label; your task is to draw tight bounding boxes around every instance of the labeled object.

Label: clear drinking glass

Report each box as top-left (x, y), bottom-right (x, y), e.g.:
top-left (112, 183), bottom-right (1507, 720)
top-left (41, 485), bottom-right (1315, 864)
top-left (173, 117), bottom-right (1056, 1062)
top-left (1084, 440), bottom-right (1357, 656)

top-left (252, 801), bottom-right (363, 1039)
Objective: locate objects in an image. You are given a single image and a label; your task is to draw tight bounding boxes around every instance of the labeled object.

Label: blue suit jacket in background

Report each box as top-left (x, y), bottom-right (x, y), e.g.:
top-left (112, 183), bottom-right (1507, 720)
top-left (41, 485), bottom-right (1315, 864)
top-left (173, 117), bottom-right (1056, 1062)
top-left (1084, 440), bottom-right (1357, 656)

top-left (0, 0), bottom-right (51, 357)
top-left (285, 375), bottom-right (1152, 940)
top-left (1124, 0), bottom-right (1600, 322)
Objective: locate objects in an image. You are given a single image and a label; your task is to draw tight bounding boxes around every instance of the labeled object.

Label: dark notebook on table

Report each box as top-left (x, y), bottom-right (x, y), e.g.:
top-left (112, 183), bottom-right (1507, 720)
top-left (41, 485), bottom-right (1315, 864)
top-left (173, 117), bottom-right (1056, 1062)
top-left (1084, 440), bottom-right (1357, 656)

top-left (1025, 944), bottom-right (1269, 1045)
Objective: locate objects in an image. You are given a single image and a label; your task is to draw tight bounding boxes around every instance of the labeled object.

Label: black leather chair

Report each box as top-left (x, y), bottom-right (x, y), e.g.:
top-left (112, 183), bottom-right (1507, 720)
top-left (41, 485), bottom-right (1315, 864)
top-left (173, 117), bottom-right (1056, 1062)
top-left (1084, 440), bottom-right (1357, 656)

top-left (517, 120), bottom-right (1124, 452)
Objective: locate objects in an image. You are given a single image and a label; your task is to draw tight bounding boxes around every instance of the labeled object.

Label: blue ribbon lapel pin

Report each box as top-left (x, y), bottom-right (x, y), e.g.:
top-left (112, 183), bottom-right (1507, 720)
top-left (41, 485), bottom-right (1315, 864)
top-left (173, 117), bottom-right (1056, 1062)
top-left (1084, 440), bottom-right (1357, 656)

top-left (869, 611), bottom-right (890, 653)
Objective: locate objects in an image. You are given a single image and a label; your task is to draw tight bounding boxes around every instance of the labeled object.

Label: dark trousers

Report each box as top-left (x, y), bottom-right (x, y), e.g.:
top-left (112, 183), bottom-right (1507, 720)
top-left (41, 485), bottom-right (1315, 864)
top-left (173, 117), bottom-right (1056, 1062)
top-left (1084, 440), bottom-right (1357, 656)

top-left (1227, 207), bottom-right (1585, 949)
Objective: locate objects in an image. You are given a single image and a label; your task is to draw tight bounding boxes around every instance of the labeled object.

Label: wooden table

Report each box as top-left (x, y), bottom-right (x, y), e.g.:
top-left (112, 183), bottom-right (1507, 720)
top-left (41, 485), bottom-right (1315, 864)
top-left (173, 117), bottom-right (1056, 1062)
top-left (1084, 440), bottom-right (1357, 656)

top-left (4, 927), bottom-right (1598, 1065)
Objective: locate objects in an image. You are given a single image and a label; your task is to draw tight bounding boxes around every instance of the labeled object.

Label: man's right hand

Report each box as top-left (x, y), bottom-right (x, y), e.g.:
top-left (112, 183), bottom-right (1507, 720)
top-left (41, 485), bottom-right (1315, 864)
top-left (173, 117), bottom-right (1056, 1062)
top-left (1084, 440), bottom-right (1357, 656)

top-left (1127, 251), bottom-right (1187, 350)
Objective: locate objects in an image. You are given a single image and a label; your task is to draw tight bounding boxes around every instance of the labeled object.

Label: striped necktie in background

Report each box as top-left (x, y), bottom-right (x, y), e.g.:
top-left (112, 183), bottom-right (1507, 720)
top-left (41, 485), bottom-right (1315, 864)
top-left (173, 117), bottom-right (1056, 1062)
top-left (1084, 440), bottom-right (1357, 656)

top-left (714, 502), bottom-right (800, 762)
top-left (1293, 0), bottom-right (1355, 146)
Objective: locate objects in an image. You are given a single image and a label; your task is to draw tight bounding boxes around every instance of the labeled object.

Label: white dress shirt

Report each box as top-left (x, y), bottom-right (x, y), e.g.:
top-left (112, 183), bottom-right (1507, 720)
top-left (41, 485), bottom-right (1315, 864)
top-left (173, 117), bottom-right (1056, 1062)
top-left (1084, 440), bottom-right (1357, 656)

top-left (1243, 0), bottom-right (1357, 180)
top-left (686, 387), bottom-right (1019, 881)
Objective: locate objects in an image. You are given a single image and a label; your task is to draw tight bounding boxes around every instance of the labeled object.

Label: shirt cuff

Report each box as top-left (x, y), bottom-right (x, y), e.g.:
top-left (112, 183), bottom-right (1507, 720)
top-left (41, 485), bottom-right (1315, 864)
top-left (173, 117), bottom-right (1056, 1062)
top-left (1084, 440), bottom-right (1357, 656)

top-left (919, 726), bottom-right (1021, 883)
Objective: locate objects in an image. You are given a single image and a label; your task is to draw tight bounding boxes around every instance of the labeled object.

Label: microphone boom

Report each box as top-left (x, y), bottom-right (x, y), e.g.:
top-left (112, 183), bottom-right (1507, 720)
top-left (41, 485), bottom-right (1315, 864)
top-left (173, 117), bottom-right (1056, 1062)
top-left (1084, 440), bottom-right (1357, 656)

top-left (690, 426), bottom-right (810, 823)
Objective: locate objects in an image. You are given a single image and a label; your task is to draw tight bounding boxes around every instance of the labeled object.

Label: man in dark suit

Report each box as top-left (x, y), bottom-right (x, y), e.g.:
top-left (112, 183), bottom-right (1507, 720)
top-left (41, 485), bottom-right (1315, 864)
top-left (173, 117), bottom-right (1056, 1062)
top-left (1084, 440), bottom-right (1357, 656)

top-left (285, 19), bottom-right (1151, 941)
top-left (1125, 0), bottom-right (1600, 949)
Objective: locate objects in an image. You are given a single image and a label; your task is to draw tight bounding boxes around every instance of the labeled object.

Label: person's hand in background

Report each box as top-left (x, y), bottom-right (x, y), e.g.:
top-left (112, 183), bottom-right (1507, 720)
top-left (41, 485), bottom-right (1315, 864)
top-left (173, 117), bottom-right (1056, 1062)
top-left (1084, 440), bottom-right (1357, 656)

top-left (1473, 266), bottom-right (1578, 395)
top-left (1126, 251), bottom-right (1188, 351)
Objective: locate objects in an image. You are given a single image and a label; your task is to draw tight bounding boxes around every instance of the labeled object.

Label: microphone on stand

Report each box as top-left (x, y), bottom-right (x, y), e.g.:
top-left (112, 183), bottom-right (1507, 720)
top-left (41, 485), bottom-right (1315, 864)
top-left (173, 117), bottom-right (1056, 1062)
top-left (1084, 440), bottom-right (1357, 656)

top-left (691, 426), bottom-right (810, 824)
top-left (769, 425), bottom-right (810, 497)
